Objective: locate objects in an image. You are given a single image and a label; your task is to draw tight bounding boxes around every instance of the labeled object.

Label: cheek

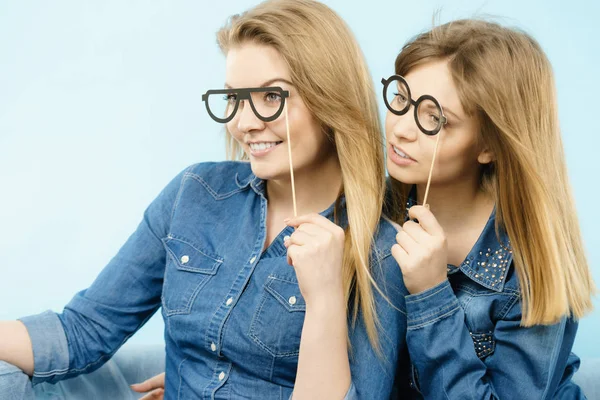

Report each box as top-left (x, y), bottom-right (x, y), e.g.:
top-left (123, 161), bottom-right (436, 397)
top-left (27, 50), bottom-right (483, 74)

top-left (435, 138), bottom-right (480, 173)
top-left (384, 113), bottom-right (396, 140)
top-left (226, 121), bottom-right (244, 142)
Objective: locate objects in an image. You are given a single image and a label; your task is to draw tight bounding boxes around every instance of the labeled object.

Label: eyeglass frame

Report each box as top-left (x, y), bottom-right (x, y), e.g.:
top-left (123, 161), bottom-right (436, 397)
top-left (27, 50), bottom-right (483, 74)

top-left (381, 75), bottom-right (447, 135)
top-left (201, 86), bottom-right (290, 124)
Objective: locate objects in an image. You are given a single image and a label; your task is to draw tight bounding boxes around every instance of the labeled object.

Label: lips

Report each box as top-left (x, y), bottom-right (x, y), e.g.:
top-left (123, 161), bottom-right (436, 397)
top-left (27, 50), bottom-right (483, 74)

top-left (248, 141), bottom-right (282, 152)
top-left (391, 144), bottom-right (416, 161)
top-left (247, 140), bottom-right (284, 157)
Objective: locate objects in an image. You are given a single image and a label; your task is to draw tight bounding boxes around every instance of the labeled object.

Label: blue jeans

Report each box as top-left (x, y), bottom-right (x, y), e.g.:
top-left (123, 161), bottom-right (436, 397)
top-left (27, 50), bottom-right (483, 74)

top-left (0, 344), bottom-right (165, 400)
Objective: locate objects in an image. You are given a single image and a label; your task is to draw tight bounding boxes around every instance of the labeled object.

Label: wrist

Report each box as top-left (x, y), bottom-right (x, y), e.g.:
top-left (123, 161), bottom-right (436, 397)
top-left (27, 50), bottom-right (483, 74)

top-left (305, 289), bottom-right (346, 316)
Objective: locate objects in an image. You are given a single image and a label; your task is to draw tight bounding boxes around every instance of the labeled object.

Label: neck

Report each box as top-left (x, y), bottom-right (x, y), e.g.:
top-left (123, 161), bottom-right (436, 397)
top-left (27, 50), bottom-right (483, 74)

top-left (266, 155), bottom-right (343, 217)
top-left (415, 173), bottom-right (494, 235)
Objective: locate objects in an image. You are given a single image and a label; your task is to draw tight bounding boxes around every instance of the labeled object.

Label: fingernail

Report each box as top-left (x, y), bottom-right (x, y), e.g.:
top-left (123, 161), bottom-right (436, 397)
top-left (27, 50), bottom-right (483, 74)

top-left (283, 235), bottom-right (291, 242)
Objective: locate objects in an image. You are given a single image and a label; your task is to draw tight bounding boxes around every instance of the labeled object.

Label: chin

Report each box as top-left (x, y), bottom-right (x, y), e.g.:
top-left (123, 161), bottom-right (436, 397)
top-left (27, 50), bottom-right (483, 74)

top-left (248, 160), bottom-right (289, 181)
top-left (387, 163), bottom-right (422, 185)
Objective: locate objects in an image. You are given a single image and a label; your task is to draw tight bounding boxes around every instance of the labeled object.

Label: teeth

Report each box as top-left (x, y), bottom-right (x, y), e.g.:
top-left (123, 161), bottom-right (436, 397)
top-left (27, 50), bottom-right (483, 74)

top-left (393, 145), bottom-right (410, 159)
top-left (249, 142), bottom-right (280, 152)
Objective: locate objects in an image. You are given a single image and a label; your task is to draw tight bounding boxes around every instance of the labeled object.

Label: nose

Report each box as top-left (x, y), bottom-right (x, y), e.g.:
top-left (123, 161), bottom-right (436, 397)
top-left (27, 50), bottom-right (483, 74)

top-left (236, 100), bottom-right (265, 133)
top-left (386, 109), bottom-right (418, 142)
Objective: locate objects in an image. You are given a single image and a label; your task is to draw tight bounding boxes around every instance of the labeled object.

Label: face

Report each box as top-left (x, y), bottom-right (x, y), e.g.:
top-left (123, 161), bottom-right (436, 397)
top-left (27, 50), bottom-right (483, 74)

top-left (385, 59), bottom-right (492, 187)
top-left (225, 43), bottom-right (334, 181)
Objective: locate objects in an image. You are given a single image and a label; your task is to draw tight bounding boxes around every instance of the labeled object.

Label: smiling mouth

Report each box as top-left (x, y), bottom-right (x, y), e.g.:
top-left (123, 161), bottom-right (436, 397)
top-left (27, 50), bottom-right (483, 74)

top-left (248, 141), bottom-right (283, 152)
top-left (392, 145), bottom-right (415, 160)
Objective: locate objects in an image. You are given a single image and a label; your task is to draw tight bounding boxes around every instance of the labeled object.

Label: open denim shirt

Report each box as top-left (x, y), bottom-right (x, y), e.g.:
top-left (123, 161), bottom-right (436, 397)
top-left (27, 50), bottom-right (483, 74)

top-left (18, 161), bottom-right (410, 400)
top-left (399, 191), bottom-right (586, 399)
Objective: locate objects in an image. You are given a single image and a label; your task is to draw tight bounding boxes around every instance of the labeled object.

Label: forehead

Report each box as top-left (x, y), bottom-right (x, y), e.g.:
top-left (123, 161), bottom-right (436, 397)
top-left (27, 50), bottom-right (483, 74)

top-left (403, 60), bottom-right (465, 116)
top-left (225, 43), bottom-right (290, 88)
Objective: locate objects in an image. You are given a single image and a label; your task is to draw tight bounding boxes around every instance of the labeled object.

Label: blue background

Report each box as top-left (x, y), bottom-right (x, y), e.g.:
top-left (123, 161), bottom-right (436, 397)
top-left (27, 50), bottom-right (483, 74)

top-left (1, 1), bottom-right (598, 357)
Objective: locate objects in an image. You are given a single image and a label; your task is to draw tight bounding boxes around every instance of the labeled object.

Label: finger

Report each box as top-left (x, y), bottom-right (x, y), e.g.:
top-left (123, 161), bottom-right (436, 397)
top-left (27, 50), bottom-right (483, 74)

top-left (401, 220), bottom-right (430, 245)
top-left (396, 229), bottom-right (418, 254)
top-left (294, 223), bottom-right (322, 236)
top-left (286, 244), bottom-right (301, 267)
top-left (285, 230), bottom-right (313, 247)
top-left (407, 206), bottom-right (444, 236)
top-left (131, 373), bottom-right (165, 393)
top-left (391, 243), bottom-right (409, 268)
top-left (139, 388), bottom-right (164, 400)
top-left (285, 213), bottom-right (340, 233)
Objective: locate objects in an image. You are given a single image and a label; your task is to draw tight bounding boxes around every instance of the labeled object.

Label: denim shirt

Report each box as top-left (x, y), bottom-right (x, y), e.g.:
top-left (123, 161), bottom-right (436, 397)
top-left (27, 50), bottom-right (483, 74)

top-left (19, 161), bottom-right (409, 400)
top-left (398, 194), bottom-right (586, 399)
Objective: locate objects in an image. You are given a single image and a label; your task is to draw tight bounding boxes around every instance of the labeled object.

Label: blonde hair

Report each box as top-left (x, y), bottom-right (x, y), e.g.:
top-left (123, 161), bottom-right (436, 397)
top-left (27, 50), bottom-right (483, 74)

top-left (217, 0), bottom-right (386, 348)
top-left (389, 19), bottom-right (595, 326)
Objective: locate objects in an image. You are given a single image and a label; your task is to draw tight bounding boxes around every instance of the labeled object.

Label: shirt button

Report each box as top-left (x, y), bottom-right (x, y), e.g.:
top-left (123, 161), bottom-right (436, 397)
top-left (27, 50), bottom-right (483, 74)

top-left (288, 296), bottom-right (297, 305)
top-left (226, 297), bottom-right (233, 306)
top-left (250, 256), bottom-right (256, 264)
top-left (218, 372), bottom-right (226, 381)
top-left (210, 343), bottom-right (217, 352)
top-left (180, 255), bottom-right (189, 264)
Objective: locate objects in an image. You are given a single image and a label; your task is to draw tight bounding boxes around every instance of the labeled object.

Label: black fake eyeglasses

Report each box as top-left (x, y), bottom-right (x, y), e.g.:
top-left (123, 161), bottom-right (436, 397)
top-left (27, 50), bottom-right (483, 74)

top-left (381, 75), bottom-right (447, 135)
top-left (201, 86), bottom-right (290, 123)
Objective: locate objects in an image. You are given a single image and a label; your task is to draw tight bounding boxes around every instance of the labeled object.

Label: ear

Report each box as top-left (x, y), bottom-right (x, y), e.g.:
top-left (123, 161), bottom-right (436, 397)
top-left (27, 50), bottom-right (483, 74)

top-left (477, 148), bottom-right (494, 165)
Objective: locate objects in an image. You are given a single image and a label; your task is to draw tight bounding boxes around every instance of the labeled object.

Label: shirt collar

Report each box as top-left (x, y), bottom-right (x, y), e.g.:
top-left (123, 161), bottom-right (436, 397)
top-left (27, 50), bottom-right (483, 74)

top-left (406, 189), bottom-right (513, 292)
top-left (234, 166), bottom-right (266, 196)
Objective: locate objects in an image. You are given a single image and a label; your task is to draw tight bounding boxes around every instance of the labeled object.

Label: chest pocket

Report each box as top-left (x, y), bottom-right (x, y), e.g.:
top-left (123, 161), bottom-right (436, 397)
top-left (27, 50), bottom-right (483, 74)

top-left (469, 331), bottom-right (495, 359)
top-left (249, 275), bottom-right (306, 357)
top-left (162, 236), bottom-right (223, 316)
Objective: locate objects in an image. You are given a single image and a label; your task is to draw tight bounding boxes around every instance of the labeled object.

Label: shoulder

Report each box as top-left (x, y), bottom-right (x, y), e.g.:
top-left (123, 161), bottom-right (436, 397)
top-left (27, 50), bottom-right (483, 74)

top-left (180, 161), bottom-right (254, 198)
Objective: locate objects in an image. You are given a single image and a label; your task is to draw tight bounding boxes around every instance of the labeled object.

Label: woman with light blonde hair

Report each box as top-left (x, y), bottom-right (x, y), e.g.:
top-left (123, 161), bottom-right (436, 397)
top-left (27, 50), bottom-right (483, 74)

top-left (384, 19), bottom-right (595, 399)
top-left (0, 1), bottom-right (408, 399)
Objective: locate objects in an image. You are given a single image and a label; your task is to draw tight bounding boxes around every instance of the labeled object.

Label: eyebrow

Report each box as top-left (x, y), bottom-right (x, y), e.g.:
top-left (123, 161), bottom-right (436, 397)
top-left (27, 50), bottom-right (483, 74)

top-left (224, 78), bottom-right (294, 89)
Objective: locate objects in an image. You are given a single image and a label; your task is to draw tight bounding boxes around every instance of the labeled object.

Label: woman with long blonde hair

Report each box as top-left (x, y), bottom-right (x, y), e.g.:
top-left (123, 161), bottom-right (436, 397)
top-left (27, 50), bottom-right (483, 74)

top-left (384, 19), bottom-right (595, 398)
top-left (0, 1), bottom-right (408, 399)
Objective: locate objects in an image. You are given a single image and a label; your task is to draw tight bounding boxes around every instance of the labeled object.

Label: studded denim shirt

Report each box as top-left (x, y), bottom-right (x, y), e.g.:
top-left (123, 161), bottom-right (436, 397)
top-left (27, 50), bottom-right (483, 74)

top-left (18, 161), bottom-right (410, 400)
top-left (399, 194), bottom-right (586, 399)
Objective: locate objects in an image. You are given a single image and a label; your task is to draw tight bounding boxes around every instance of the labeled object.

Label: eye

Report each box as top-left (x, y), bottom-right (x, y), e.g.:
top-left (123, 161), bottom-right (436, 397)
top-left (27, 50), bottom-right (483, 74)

top-left (223, 93), bottom-right (237, 103)
top-left (394, 92), bottom-right (408, 103)
top-left (264, 92), bottom-right (282, 103)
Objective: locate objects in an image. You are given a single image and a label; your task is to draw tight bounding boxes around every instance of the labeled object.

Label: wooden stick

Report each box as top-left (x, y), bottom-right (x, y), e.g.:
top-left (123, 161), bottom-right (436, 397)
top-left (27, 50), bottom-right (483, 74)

top-left (422, 132), bottom-right (442, 207)
top-left (284, 103), bottom-right (297, 217)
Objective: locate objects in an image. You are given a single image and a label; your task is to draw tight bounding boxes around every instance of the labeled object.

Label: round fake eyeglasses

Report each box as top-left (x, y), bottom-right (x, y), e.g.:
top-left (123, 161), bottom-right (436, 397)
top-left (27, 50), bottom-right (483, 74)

top-left (201, 86), bottom-right (290, 124)
top-left (381, 75), bottom-right (447, 135)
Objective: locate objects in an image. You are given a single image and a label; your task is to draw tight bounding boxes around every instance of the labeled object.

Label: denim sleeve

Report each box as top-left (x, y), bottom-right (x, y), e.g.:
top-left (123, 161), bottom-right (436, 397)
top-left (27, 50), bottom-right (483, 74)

top-left (404, 280), bottom-right (586, 400)
top-left (346, 254), bottom-right (407, 399)
top-left (18, 166), bottom-right (192, 385)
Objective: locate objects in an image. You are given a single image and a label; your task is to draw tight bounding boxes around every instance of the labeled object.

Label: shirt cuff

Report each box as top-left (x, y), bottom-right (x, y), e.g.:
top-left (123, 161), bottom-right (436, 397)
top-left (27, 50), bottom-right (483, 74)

top-left (405, 280), bottom-right (460, 329)
top-left (19, 310), bottom-right (70, 385)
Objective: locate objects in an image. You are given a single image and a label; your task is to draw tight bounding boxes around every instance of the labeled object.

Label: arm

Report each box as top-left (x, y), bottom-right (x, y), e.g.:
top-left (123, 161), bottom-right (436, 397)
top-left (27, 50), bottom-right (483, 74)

top-left (285, 214), bottom-right (351, 399)
top-left (292, 253), bottom-right (406, 400)
top-left (405, 279), bottom-right (585, 399)
top-left (293, 289), bottom-right (351, 400)
top-left (392, 205), bottom-right (585, 399)
top-left (0, 166), bottom-right (191, 385)
top-left (0, 321), bottom-right (34, 376)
